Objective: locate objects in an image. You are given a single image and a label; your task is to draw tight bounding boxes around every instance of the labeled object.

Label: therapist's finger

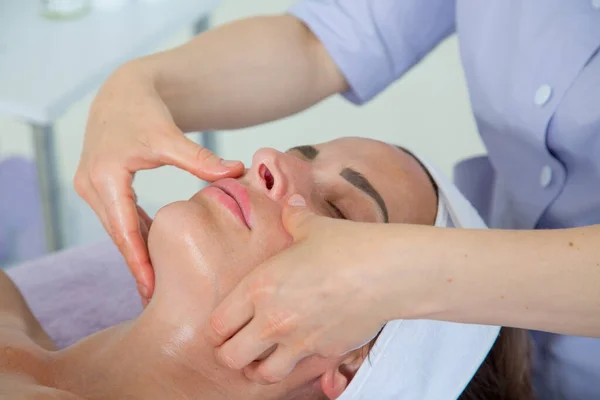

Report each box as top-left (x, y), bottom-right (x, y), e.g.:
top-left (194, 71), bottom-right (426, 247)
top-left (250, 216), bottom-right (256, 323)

top-left (83, 187), bottom-right (154, 301)
top-left (97, 169), bottom-right (154, 297)
top-left (244, 345), bottom-right (302, 385)
top-left (157, 133), bottom-right (244, 181)
top-left (215, 317), bottom-right (276, 371)
top-left (74, 172), bottom-right (111, 236)
top-left (137, 204), bottom-right (153, 229)
top-left (281, 194), bottom-right (319, 241)
top-left (205, 279), bottom-right (255, 346)
top-left (113, 203), bottom-right (154, 299)
top-left (135, 205), bottom-right (154, 301)
top-left (87, 191), bottom-right (111, 236)
top-left (136, 204), bottom-right (153, 245)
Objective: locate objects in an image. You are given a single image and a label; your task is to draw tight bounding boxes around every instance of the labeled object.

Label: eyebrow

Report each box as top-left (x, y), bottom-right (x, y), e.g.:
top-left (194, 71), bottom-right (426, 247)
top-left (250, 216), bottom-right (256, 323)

top-left (340, 168), bottom-right (389, 223)
top-left (288, 145), bottom-right (319, 160)
top-left (288, 145), bottom-right (388, 223)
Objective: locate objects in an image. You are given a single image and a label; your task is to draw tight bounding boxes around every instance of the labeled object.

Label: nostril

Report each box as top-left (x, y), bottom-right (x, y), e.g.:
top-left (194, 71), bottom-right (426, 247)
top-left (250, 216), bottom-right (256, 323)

top-left (265, 169), bottom-right (274, 190)
top-left (259, 164), bottom-right (275, 190)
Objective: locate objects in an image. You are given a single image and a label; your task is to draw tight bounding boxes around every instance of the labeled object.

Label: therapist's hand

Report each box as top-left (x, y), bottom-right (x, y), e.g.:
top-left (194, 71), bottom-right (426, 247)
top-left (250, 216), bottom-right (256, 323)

top-left (74, 63), bottom-right (244, 304)
top-left (205, 195), bottom-right (390, 384)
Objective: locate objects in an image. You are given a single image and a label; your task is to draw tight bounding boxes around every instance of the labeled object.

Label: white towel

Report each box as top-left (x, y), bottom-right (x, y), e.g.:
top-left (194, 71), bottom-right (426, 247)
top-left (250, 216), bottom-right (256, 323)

top-left (338, 154), bottom-right (500, 400)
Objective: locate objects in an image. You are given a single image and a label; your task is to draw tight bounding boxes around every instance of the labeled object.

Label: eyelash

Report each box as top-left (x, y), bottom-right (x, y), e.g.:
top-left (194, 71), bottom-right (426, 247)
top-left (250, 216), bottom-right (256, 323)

top-left (327, 201), bottom-right (347, 220)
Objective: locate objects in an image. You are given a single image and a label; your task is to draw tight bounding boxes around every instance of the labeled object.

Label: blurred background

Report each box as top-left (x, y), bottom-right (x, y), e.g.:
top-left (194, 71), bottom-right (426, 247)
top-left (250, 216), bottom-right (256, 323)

top-left (0, 0), bottom-right (485, 267)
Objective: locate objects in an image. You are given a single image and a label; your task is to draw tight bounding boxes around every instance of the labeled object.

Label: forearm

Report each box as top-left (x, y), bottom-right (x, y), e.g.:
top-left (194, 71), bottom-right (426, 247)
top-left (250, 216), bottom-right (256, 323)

top-left (380, 224), bottom-right (600, 337)
top-left (133, 15), bottom-right (346, 132)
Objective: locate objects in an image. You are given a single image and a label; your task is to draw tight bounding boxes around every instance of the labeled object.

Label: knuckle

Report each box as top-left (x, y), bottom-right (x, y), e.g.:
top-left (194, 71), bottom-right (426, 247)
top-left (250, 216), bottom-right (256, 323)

top-left (209, 314), bottom-right (227, 337)
top-left (146, 134), bottom-right (167, 158)
top-left (193, 145), bottom-right (217, 163)
top-left (218, 348), bottom-right (242, 370)
top-left (293, 334), bottom-right (323, 357)
top-left (111, 229), bottom-right (127, 247)
top-left (247, 274), bottom-right (275, 303)
top-left (258, 369), bottom-right (283, 385)
top-left (110, 222), bottom-right (137, 248)
top-left (322, 344), bottom-right (345, 358)
top-left (72, 171), bottom-right (88, 197)
top-left (246, 364), bottom-right (283, 385)
top-left (149, 126), bottom-right (180, 153)
top-left (321, 349), bottom-right (339, 358)
top-left (89, 163), bottom-right (109, 189)
top-left (260, 313), bottom-right (295, 341)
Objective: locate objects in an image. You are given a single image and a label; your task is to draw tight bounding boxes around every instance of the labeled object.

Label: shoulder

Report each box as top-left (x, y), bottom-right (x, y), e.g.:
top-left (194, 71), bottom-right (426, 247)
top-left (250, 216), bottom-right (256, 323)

top-left (0, 269), bottom-right (57, 351)
top-left (0, 320), bottom-right (51, 374)
top-left (0, 323), bottom-right (71, 398)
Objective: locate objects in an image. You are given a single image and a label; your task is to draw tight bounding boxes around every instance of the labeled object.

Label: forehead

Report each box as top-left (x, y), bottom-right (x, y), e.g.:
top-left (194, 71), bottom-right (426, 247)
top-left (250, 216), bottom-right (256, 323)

top-left (305, 137), bottom-right (436, 224)
top-left (316, 137), bottom-right (401, 166)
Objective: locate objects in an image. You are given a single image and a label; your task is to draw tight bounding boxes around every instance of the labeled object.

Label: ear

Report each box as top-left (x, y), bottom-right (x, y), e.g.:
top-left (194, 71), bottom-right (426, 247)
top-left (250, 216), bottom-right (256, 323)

top-left (319, 367), bottom-right (348, 400)
top-left (319, 350), bottom-right (365, 400)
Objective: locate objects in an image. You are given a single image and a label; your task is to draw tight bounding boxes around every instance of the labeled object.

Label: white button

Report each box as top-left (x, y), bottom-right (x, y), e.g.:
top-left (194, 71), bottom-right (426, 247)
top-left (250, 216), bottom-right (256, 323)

top-left (534, 84), bottom-right (553, 106)
top-left (540, 165), bottom-right (553, 188)
top-left (592, 0), bottom-right (600, 9)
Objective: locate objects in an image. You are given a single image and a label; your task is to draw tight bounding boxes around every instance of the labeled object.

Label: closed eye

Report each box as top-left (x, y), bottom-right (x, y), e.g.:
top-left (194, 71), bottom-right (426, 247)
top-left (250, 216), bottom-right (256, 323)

top-left (327, 200), bottom-right (347, 220)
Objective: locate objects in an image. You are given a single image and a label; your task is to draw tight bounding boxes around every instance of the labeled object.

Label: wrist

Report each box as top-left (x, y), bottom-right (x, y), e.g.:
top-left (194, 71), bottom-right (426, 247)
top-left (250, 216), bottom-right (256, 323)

top-left (93, 60), bottom-right (157, 110)
top-left (373, 224), bottom-right (453, 323)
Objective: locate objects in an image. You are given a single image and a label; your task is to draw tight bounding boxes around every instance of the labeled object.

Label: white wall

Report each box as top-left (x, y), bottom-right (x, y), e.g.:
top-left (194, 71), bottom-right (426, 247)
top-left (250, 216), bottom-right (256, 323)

top-left (0, 0), bottom-right (485, 249)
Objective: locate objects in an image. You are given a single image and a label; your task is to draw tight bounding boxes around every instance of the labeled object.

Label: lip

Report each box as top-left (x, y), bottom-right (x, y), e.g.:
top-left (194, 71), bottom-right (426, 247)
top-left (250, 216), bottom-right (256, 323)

top-left (207, 178), bottom-right (252, 229)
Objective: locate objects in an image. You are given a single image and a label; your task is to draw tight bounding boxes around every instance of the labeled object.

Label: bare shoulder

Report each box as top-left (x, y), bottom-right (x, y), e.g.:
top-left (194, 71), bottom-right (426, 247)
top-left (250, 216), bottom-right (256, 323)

top-left (0, 269), bottom-right (56, 351)
top-left (0, 320), bottom-right (50, 373)
top-left (0, 323), bottom-right (77, 399)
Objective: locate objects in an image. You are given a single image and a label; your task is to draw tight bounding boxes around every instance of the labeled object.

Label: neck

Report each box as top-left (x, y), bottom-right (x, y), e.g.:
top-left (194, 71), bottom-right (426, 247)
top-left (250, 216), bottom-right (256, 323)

top-left (48, 273), bottom-right (315, 400)
top-left (52, 297), bottom-right (220, 400)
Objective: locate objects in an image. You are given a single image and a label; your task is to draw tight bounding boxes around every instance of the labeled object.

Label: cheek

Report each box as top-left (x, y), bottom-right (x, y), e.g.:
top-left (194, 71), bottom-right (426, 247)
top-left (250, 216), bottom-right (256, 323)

top-left (248, 213), bottom-right (293, 265)
top-left (149, 201), bottom-right (228, 296)
top-left (248, 196), bottom-right (295, 261)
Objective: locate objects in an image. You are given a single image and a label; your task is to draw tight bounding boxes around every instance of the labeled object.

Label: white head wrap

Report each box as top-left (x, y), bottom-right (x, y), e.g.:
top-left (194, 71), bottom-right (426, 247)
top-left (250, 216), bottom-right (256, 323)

top-left (337, 154), bottom-right (500, 400)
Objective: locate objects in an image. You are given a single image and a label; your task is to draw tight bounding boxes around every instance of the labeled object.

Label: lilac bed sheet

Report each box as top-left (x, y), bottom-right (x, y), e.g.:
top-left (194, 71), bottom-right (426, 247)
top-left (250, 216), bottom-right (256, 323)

top-left (6, 241), bottom-right (142, 349)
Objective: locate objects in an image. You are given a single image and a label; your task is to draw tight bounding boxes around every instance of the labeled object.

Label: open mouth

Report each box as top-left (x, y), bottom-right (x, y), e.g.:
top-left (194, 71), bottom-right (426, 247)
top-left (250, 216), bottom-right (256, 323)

top-left (208, 179), bottom-right (252, 229)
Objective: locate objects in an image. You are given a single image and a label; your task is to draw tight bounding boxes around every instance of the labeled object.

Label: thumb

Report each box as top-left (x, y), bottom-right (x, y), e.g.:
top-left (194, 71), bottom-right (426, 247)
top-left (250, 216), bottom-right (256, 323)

top-left (161, 134), bottom-right (244, 181)
top-left (282, 194), bottom-right (318, 241)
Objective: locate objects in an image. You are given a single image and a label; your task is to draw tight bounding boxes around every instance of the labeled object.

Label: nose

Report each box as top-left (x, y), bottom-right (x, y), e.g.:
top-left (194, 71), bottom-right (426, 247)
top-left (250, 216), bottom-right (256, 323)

top-left (250, 148), bottom-right (312, 202)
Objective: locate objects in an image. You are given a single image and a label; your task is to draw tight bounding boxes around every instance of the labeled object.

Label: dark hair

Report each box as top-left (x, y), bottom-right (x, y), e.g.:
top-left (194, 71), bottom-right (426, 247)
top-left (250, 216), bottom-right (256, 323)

top-left (459, 327), bottom-right (533, 399)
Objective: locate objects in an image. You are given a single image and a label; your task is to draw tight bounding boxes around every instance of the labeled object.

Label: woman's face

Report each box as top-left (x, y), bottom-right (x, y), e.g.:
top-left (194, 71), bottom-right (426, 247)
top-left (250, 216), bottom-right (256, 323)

top-left (147, 137), bottom-right (437, 399)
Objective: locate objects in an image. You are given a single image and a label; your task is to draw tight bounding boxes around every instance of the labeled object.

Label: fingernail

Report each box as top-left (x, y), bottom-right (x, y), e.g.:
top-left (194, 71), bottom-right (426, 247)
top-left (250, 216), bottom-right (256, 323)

top-left (220, 159), bottom-right (242, 168)
top-left (137, 284), bottom-right (149, 298)
top-left (287, 194), bottom-right (306, 207)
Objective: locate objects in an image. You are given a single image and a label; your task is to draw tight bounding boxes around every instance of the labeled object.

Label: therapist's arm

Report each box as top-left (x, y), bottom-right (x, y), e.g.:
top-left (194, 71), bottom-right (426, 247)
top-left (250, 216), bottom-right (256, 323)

top-left (207, 208), bottom-right (600, 384)
top-left (76, 15), bottom-right (347, 300)
top-left (389, 224), bottom-right (600, 337)
top-left (131, 15), bottom-right (348, 132)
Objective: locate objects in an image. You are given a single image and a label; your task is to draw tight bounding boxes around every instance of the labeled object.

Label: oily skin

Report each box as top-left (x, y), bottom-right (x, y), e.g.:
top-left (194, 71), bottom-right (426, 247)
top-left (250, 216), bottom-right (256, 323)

top-left (0, 137), bottom-right (436, 400)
